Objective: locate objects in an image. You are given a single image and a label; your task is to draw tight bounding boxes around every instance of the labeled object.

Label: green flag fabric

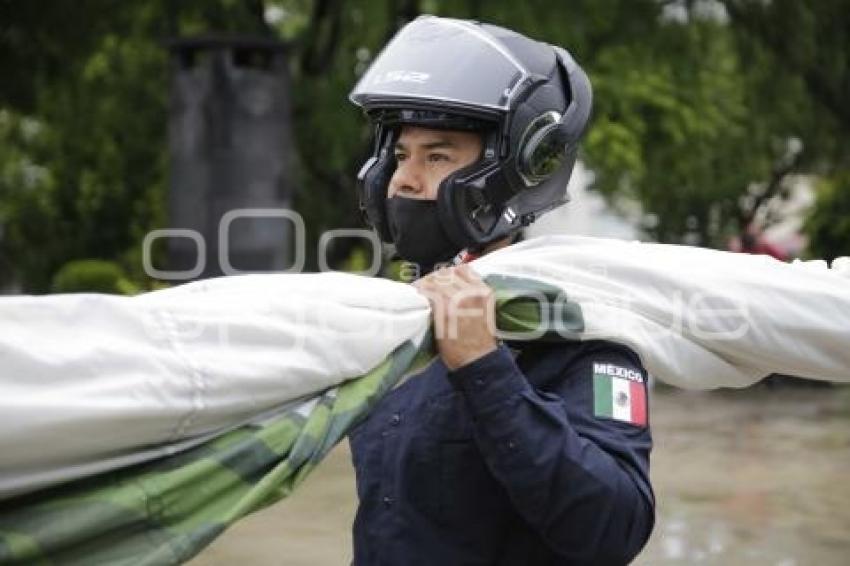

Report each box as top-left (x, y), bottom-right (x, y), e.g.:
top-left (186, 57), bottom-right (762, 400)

top-left (0, 275), bottom-right (568, 565)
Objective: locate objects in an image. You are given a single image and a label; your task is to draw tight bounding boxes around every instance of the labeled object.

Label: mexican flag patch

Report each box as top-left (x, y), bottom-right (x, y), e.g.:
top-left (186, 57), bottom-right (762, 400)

top-left (592, 362), bottom-right (647, 427)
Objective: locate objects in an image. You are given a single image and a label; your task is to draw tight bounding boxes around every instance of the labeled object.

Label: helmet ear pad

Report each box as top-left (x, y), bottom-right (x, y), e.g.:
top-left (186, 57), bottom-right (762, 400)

top-left (358, 131), bottom-right (398, 243)
top-left (511, 49), bottom-right (592, 188)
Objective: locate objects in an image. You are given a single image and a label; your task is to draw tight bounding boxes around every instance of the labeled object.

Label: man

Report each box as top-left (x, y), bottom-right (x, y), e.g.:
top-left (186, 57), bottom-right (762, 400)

top-left (347, 16), bottom-right (654, 565)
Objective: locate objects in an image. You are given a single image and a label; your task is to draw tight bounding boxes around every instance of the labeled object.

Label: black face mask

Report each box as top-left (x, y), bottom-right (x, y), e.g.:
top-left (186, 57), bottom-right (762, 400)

top-left (385, 197), bottom-right (461, 269)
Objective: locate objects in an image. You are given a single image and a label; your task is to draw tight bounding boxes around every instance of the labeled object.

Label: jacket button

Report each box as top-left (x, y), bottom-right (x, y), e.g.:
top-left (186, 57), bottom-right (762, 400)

top-left (474, 378), bottom-right (485, 387)
top-left (382, 496), bottom-right (394, 507)
top-left (390, 413), bottom-right (401, 426)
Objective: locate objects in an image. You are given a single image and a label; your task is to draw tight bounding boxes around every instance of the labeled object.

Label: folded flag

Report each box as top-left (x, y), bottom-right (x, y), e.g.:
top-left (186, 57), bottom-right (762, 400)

top-left (0, 235), bottom-right (847, 565)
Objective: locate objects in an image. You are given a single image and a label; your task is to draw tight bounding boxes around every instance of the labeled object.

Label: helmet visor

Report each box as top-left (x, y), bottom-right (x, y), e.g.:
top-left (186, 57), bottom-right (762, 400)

top-left (350, 16), bottom-right (530, 113)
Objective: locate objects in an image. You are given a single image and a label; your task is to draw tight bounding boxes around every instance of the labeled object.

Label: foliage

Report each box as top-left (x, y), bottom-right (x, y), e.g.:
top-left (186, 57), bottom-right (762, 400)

top-left (586, 19), bottom-right (758, 245)
top-left (0, 109), bottom-right (55, 289)
top-left (805, 173), bottom-right (850, 261)
top-left (1, 0), bottom-right (849, 291)
top-left (718, 0), bottom-right (850, 258)
top-left (1, 4), bottom-right (168, 291)
top-left (51, 259), bottom-right (138, 295)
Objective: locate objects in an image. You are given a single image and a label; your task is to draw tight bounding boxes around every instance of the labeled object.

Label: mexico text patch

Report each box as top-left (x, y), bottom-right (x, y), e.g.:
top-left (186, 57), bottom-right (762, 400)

top-left (592, 362), bottom-right (647, 427)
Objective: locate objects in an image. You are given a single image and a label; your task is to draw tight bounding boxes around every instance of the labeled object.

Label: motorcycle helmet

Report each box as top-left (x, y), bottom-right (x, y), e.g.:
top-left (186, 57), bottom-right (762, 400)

top-left (349, 15), bottom-right (593, 250)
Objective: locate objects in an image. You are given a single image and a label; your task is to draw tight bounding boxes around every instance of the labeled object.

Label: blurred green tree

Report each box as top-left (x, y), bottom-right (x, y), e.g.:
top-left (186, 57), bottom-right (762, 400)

top-left (0, 2), bottom-right (168, 291)
top-left (719, 0), bottom-right (850, 258)
top-left (51, 259), bottom-right (138, 295)
top-left (1, 0), bottom-right (848, 292)
top-left (805, 173), bottom-right (850, 261)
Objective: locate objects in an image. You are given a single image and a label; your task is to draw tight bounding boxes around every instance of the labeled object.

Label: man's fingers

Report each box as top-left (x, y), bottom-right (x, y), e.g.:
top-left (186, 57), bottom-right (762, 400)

top-left (410, 265), bottom-right (498, 346)
top-left (454, 263), bottom-right (482, 283)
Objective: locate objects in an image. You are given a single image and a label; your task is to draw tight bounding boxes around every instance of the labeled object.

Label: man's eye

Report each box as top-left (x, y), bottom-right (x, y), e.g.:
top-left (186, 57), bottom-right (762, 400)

top-left (394, 153), bottom-right (407, 162)
top-left (428, 154), bottom-right (449, 163)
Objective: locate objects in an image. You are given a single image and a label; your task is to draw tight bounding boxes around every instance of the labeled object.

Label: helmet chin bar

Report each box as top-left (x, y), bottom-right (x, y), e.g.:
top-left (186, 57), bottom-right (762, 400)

top-left (358, 122), bottom-right (511, 250)
top-left (436, 132), bottom-right (517, 249)
top-left (436, 135), bottom-right (577, 250)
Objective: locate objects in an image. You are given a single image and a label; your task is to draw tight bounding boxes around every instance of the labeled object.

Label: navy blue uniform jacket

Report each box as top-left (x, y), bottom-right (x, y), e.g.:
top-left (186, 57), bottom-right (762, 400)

top-left (349, 339), bottom-right (655, 565)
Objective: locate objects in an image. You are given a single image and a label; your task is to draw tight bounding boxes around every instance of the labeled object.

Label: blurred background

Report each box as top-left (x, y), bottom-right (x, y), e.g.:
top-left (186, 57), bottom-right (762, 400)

top-left (1, 0), bottom-right (848, 563)
top-left (2, 0), bottom-right (849, 292)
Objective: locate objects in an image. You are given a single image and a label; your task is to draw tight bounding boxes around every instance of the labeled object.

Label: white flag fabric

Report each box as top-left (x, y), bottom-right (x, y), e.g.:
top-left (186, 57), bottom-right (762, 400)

top-left (1, 235), bottom-right (848, 499)
top-left (0, 272), bottom-right (431, 498)
top-left (473, 236), bottom-right (850, 389)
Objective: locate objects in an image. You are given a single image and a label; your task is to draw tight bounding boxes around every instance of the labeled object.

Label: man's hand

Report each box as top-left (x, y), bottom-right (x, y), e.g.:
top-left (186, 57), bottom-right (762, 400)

top-left (413, 264), bottom-right (498, 371)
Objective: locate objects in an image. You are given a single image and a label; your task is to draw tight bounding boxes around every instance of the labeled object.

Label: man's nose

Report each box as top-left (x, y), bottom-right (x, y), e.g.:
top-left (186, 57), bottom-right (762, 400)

top-left (388, 160), bottom-right (425, 198)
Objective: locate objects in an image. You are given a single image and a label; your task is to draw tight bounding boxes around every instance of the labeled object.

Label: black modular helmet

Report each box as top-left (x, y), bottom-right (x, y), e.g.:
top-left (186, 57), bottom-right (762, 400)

top-left (349, 15), bottom-right (593, 250)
